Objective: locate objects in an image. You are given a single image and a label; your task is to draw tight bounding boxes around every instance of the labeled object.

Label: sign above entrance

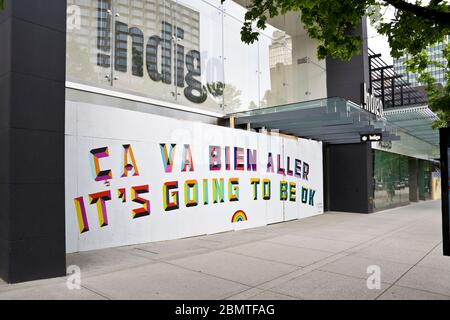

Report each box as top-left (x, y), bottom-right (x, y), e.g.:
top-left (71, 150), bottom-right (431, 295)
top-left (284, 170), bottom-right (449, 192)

top-left (361, 133), bottom-right (382, 142)
top-left (360, 83), bottom-right (384, 118)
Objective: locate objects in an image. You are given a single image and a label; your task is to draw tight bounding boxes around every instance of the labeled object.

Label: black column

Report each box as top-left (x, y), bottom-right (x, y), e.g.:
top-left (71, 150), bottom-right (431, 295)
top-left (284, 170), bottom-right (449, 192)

top-left (326, 17), bottom-right (370, 104)
top-left (0, 0), bottom-right (66, 283)
top-left (325, 143), bottom-right (374, 213)
top-left (440, 128), bottom-right (450, 256)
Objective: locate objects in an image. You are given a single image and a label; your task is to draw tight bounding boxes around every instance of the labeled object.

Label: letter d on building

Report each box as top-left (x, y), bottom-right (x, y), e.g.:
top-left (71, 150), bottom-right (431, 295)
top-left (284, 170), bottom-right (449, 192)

top-left (67, 265), bottom-right (81, 290)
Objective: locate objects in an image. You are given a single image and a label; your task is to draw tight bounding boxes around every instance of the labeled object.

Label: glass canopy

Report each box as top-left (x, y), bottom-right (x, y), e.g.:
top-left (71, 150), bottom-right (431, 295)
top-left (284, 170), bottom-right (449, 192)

top-left (383, 106), bottom-right (440, 146)
top-left (228, 97), bottom-right (401, 145)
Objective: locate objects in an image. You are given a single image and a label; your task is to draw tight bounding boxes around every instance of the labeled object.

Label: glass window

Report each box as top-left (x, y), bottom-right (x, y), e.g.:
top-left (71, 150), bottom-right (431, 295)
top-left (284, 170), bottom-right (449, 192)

top-left (258, 13), bottom-right (327, 108)
top-left (373, 150), bottom-right (410, 211)
top-left (67, 0), bottom-right (114, 87)
top-left (67, 1), bottom-right (328, 113)
top-left (222, 2), bottom-right (260, 112)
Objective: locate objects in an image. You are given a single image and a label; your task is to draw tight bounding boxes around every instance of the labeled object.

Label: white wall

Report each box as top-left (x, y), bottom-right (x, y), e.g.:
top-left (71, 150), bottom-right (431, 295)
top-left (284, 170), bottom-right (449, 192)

top-left (65, 101), bottom-right (324, 253)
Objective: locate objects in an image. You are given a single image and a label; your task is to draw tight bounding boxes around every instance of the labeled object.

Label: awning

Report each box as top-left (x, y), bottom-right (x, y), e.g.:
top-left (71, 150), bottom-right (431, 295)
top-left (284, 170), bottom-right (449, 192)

top-left (228, 97), bottom-right (400, 144)
top-left (383, 105), bottom-right (440, 146)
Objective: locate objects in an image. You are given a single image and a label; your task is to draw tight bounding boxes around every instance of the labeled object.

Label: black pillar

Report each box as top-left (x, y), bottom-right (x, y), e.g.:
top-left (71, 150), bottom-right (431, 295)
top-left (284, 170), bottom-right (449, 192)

top-left (326, 17), bottom-right (370, 104)
top-left (325, 143), bottom-right (374, 213)
top-left (0, 0), bottom-right (66, 283)
top-left (408, 158), bottom-right (419, 202)
top-left (440, 128), bottom-right (450, 256)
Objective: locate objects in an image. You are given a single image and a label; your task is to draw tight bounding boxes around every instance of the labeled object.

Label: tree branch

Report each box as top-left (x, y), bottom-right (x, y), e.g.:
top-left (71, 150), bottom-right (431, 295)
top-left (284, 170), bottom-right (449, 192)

top-left (430, 0), bottom-right (444, 5)
top-left (383, 0), bottom-right (450, 25)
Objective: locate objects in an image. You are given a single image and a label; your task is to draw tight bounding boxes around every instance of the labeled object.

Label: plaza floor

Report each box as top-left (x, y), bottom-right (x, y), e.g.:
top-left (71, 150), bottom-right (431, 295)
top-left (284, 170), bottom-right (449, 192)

top-left (1, 200), bottom-right (449, 300)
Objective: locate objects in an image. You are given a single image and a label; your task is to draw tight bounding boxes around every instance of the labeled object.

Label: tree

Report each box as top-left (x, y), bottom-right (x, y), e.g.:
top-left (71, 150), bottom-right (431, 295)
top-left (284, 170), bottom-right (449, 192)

top-left (0, 0), bottom-right (4, 10)
top-left (206, 81), bottom-right (243, 111)
top-left (222, 0), bottom-right (450, 127)
top-left (222, 83), bottom-right (243, 112)
top-left (222, 0), bottom-right (450, 60)
top-left (406, 42), bottom-right (450, 128)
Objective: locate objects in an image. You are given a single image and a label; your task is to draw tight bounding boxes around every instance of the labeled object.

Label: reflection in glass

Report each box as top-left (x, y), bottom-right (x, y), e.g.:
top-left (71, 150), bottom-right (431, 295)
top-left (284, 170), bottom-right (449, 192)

top-left (373, 150), bottom-right (435, 210)
top-left (373, 150), bottom-right (410, 210)
top-left (222, 1), bottom-right (259, 113)
top-left (67, 0), bottom-right (113, 85)
top-left (259, 12), bottom-right (327, 108)
top-left (67, 0), bottom-right (328, 113)
top-left (97, 0), bottom-right (112, 68)
top-left (419, 159), bottom-right (432, 200)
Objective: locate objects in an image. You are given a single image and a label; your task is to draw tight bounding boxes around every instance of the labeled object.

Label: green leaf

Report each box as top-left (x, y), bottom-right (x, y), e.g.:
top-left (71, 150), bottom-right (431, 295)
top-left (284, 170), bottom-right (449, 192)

top-left (235, 0), bottom-right (450, 126)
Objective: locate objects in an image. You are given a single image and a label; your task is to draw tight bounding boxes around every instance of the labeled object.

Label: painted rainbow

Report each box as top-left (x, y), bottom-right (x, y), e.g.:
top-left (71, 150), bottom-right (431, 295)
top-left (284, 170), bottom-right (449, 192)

top-left (231, 210), bottom-right (248, 223)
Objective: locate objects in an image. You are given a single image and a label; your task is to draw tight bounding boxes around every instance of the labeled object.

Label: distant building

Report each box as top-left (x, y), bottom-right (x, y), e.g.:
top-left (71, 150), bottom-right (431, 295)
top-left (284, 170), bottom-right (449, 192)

top-left (268, 30), bottom-right (292, 68)
top-left (394, 36), bottom-right (449, 87)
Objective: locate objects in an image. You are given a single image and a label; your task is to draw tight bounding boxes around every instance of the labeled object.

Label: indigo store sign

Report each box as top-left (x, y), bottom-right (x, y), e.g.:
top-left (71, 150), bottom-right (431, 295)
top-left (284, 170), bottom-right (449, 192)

top-left (360, 82), bottom-right (384, 118)
top-left (96, 0), bottom-right (207, 104)
top-left (67, 0), bottom-right (225, 108)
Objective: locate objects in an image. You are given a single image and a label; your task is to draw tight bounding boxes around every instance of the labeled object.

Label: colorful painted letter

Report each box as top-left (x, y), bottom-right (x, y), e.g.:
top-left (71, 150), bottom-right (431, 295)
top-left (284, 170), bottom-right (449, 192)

top-left (267, 153), bottom-right (274, 173)
top-left (88, 190), bottom-right (112, 227)
top-left (247, 149), bottom-right (257, 171)
top-left (121, 144), bottom-right (140, 177)
top-left (163, 181), bottom-right (179, 211)
top-left (212, 178), bottom-right (224, 203)
top-left (202, 179), bottom-right (209, 205)
top-left (250, 178), bottom-right (260, 200)
top-left (289, 182), bottom-right (296, 202)
top-left (74, 197), bottom-right (89, 234)
top-left (181, 144), bottom-right (195, 172)
top-left (234, 147), bottom-right (245, 171)
top-left (160, 144), bottom-right (177, 173)
top-left (118, 188), bottom-right (126, 203)
top-left (131, 185), bottom-right (151, 218)
top-left (263, 179), bottom-right (271, 200)
top-left (209, 146), bottom-right (221, 171)
top-left (228, 178), bottom-right (239, 202)
top-left (90, 147), bottom-right (112, 182)
top-left (280, 181), bottom-right (288, 201)
top-left (184, 180), bottom-right (198, 207)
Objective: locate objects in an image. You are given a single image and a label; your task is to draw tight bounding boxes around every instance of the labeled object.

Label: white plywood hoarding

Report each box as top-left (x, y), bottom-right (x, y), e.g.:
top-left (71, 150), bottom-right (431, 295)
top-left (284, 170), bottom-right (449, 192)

top-left (65, 101), bottom-right (324, 253)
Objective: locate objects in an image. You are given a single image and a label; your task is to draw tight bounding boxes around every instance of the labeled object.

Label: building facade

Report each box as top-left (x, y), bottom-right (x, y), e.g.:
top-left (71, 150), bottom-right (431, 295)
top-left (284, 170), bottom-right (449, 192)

top-left (0, 0), bottom-right (440, 283)
top-left (394, 36), bottom-right (449, 87)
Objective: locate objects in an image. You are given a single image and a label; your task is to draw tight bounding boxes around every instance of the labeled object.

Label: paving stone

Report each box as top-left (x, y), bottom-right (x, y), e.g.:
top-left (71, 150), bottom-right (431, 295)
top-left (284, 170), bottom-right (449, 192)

top-left (378, 285), bottom-right (450, 300)
top-left (82, 262), bottom-right (249, 300)
top-left (318, 255), bottom-right (411, 284)
top-left (271, 270), bottom-right (388, 300)
top-left (170, 250), bottom-right (297, 287)
top-left (397, 265), bottom-right (450, 297)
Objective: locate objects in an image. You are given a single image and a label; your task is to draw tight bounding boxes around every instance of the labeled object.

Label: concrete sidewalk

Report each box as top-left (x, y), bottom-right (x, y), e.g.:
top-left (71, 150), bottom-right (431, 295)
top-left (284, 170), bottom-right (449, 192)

top-left (1, 200), bottom-right (449, 300)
